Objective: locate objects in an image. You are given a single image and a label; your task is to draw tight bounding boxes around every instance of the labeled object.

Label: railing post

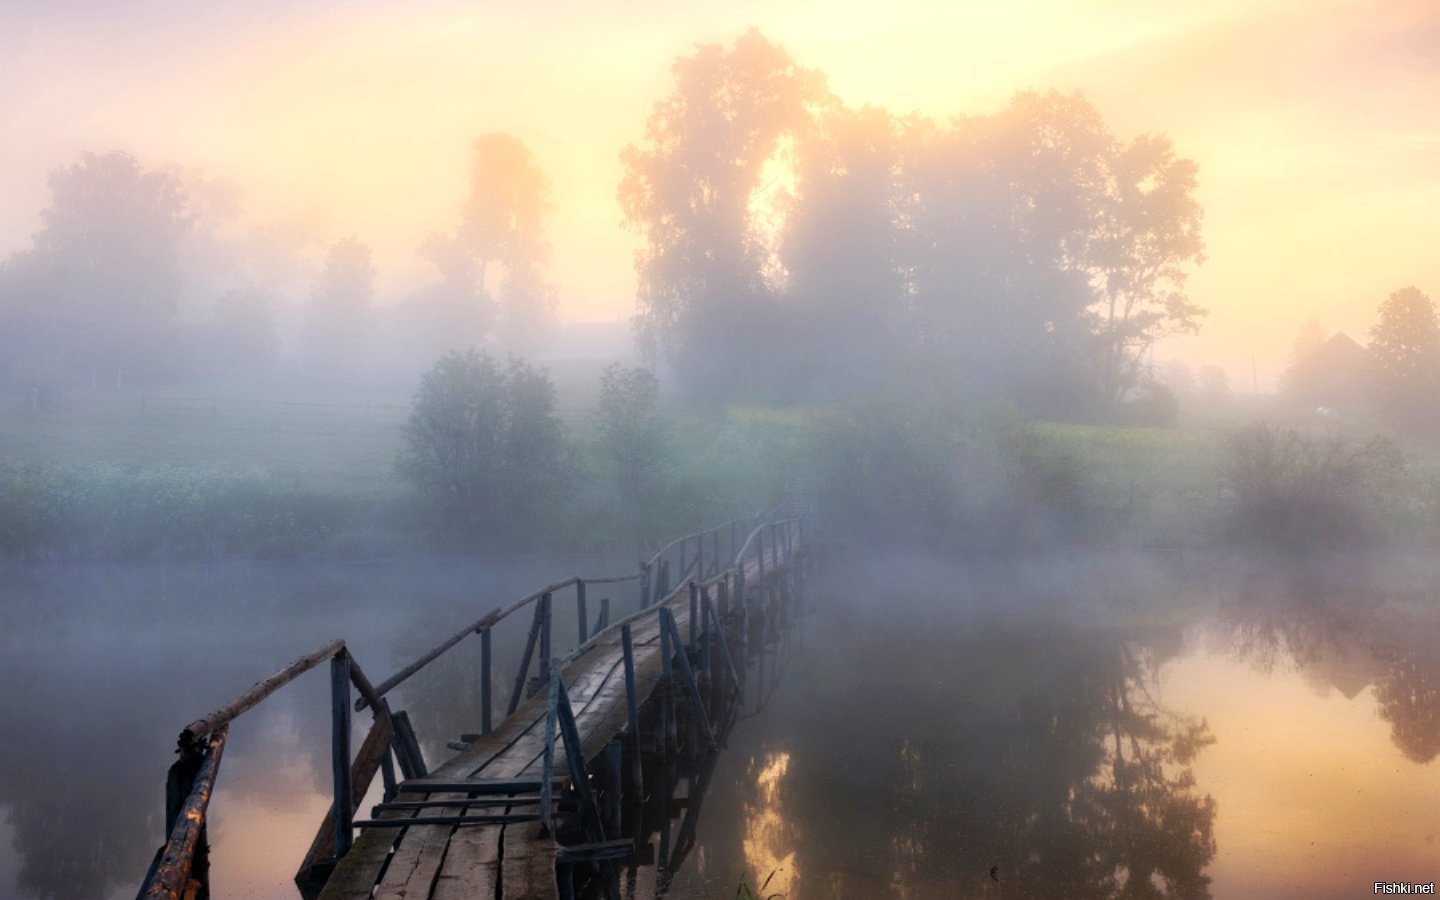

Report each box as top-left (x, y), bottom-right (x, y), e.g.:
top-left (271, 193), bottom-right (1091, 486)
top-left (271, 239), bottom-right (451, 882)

top-left (540, 670), bottom-right (558, 837)
top-left (756, 526), bottom-right (766, 582)
top-left (621, 624), bottom-right (643, 794)
top-left (576, 580), bottom-right (589, 645)
top-left (330, 651), bottom-right (354, 859)
top-left (711, 530), bottom-right (720, 576)
top-left (538, 592), bottom-right (553, 688)
top-left (480, 627), bottom-right (493, 735)
top-left (595, 597), bottom-right (610, 633)
top-left (659, 609), bottom-right (676, 755)
top-left (688, 581), bottom-right (698, 650)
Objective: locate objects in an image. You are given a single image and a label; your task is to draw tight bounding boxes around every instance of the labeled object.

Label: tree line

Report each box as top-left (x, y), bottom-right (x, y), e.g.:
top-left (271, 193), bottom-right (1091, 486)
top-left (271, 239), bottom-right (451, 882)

top-left (621, 29), bottom-right (1206, 416)
top-left (0, 134), bottom-right (557, 395)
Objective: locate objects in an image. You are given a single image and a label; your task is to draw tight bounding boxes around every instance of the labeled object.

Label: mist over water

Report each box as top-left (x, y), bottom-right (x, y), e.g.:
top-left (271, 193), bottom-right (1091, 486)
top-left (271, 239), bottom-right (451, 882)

top-left (6, 551), bottom-right (1440, 898)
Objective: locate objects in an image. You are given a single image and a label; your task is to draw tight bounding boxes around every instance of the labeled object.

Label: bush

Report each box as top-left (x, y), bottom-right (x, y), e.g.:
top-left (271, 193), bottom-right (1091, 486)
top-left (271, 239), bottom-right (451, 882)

top-left (398, 350), bottom-right (571, 542)
top-left (1221, 423), bottom-right (1402, 553)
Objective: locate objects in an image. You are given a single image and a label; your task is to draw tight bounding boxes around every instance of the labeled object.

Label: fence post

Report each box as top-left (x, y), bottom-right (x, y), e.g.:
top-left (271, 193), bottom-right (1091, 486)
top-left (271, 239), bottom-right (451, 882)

top-left (330, 652), bottom-right (354, 859)
top-left (688, 581), bottom-right (699, 650)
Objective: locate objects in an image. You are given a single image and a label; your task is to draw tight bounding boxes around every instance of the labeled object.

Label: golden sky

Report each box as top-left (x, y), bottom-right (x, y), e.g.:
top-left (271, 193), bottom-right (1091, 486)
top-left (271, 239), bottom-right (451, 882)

top-left (2, 0), bottom-right (1437, 383)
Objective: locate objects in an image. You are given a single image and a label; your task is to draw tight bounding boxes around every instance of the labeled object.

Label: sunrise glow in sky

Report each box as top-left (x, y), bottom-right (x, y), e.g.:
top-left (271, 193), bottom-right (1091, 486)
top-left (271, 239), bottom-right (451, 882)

top-left (3, 0), bottom-right (1437, 383)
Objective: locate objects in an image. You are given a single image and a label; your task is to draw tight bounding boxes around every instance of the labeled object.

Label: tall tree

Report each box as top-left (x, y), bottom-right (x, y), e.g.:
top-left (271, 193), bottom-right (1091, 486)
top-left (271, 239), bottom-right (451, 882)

top-left (781, 105), bottom-right (908, 396)
top-left (1088, 133), bottom-right (1206, 405)
top-left (1368, 286), bottom-right (1440, 423)
top-left (303, 238), bottom-right (374, 375)
top-left (461, 133), bottom-right (556, 353)
top-left (596, 364), bottom-right (666, 541)
top-left (0, 151), bottom-right (193, 384)
top-left (620, 28), bottom-right (831, 400)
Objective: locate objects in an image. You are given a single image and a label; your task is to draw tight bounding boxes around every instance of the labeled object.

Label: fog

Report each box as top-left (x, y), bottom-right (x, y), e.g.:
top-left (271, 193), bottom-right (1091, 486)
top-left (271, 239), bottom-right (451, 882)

top-left (4, 3), bottom-right (1440, 899)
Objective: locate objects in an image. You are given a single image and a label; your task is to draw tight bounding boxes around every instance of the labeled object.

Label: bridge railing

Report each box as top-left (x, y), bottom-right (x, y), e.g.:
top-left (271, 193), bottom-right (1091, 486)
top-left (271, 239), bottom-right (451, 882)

top-left (136, 509), bottom-right (807, 899)
top-left (138, 638), bottom-right (398, 900)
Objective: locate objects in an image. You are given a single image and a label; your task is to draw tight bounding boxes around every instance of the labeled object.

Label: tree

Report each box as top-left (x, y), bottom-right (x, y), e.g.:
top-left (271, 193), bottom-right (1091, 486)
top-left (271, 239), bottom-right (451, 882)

top-left (1089, 133), bottom-right (1207, 405)
top-left (398, 349), bottom-right (570, 539)
top-left (596, 364), bottom-right (666, 539)
top-left (303, 238), bottom-right (374, 375)
top-left (395, 232), bottom-right (495, 369)
top-left (461, 134), bottom-right (557, 353)
top-left (1368, 286), bottom-right (1439, 421)
top-left (620, 28), bottom-right (831, 400)
top-left (900, 92), bottom-right (1112, 411)
top-left (0, 151), bottom-right (193, 384)
top-left (781, 105), bottom-right (909, 396)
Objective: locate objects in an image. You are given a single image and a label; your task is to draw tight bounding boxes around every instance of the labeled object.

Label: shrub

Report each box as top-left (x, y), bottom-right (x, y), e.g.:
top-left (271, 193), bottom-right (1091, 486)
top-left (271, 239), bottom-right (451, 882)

top-left (398, 349), bottom-right (571, 542)
top-left (1221, 423), bottom-right (1402, 553)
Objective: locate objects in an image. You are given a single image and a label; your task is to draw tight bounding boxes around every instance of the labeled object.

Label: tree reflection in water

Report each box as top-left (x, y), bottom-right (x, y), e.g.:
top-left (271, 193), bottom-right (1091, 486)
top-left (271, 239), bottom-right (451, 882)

top-left (772, 607), bottom-right (1217, 899)
top-left (1214, 567), bottom-right (1440, 766)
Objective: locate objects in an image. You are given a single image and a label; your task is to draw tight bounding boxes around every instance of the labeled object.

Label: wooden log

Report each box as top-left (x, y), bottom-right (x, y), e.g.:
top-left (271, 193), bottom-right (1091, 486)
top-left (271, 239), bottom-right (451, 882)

top-left (142, 726), bottom-right (228, 900)
top-left (182, 640), bottom-right (343, 743)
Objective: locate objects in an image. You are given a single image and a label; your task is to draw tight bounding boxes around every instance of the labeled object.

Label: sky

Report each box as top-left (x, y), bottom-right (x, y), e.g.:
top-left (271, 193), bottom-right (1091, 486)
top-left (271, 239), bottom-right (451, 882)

top-left (2, 0), bottom-right (1437, 385)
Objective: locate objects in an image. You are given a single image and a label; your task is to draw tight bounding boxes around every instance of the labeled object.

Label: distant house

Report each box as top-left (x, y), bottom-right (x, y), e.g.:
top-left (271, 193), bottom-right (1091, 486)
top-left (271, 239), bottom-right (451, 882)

top-left (1281, 332), bottom-right (1372, 413)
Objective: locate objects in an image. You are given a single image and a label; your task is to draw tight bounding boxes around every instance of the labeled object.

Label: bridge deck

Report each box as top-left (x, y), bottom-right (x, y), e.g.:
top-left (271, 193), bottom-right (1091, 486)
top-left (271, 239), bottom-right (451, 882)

top-left (318, 582), bottom-right (710, 900)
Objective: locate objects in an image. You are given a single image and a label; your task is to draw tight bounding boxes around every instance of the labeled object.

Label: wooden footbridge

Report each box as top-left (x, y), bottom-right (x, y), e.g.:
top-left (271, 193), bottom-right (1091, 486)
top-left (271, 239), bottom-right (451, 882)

top-left (138, 510), bottom-right (813, 900)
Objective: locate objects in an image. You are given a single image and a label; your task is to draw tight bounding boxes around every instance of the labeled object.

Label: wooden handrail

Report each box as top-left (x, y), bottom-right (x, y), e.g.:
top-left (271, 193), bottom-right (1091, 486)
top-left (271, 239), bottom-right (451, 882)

top-left (181, 639), bottom-right (344, 745)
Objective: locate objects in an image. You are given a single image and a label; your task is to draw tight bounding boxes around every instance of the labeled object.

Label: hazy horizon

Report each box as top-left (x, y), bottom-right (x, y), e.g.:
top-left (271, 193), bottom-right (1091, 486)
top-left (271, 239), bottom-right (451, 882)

top-left (3, 0), bottom-right (1438, 385)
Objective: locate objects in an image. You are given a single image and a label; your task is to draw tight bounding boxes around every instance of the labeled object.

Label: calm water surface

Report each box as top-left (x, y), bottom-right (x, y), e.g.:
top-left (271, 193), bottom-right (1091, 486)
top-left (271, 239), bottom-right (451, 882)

top-left (3, 553), bottom-right (1438, 899)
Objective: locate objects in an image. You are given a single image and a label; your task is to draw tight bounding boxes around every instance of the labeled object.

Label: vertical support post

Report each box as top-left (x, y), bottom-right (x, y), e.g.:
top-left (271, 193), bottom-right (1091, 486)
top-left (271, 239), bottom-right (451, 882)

top-left (640, 562), bottom-right (652, 609)
top-left (688, 581), bottom-right (698, 649)
top-left (621, 624), bottom-right (643, 794)
top-left (480, 626), bottom-right (493, 734)
top-left (538, 592), bottom-right (553, 688)
top-left (605, 740), bottom-right (623, 834)
top-left (660, 607), bottom-right (714, 747)
top-left (730, 520), bottom-right (738, 565)
top-left (380, 748), bottom-right (397, 802)
top-left (738, 571), bottom-right (749, 693)
top-left (679, 538), bottom-right (688, 580)
top-left (508, 597), bottom-right (547, 715)
top-left (757, 526), bottom-right (766, 583)
top-left (701, 585), bottom-right (716, 702)
top-left (696, 534), bottom-right (704, 580)
top-left (540, 670), bottom-right (558, 837)
top-left (330, 652), bottom-right (354, 859)
top-left (659, 610), bottom-right (676, 755)
top-left (576, 581), bottom-right (589, 645)
top-left (595, 597), bottom-right (610, 633)
top-left (711, 530), bottom-right (720, 577)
